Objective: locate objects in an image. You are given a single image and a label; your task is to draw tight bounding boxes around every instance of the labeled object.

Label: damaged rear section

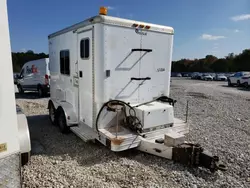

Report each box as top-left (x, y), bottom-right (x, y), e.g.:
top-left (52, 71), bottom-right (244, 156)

top-left (96, 98), bottom-right (226, 172)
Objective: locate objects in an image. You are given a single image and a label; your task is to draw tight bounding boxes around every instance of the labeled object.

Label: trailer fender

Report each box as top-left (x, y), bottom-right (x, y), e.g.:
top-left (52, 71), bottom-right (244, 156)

top-left (56, 101), bottom-right (78, 125)
top-left (16, 112), bottom-right (31, 154)
top-left (48, 99), bottom-right (57, 110)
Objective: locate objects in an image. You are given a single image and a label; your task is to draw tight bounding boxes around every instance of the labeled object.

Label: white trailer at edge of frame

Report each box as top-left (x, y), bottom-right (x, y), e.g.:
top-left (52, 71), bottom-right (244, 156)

top-left (0, 1), bottom-right (31, 187)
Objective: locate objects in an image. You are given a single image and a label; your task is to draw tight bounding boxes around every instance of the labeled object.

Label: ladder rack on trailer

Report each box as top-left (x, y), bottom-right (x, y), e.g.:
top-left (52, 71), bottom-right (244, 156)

top-left (48, 7), bottom-right (226, 172)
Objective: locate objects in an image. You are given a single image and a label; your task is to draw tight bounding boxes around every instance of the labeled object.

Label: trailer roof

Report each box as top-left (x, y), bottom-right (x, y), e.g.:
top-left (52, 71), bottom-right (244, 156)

top-left (48, 15), bottom-right (174, 38)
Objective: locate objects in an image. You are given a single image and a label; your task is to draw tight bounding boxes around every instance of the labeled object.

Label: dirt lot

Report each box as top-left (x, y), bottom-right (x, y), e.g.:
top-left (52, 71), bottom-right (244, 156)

top-left (17, 79), bottom-right (250, 188)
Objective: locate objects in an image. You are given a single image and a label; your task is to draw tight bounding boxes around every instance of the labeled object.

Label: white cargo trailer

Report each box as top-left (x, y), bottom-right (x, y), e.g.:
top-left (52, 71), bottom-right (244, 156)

top-left (48, 7), bottom-right (226, 171)
top-left (0, 1), bottom-right (31, 187)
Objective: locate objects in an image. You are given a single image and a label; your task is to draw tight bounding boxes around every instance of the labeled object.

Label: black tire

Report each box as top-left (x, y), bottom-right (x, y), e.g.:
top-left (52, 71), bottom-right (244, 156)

top-left (244, 82), bottom-right (248, 88)
top-left (43, 91), bottom-right (48, 97)
top-left (37, 86), bottom-right (44, 98)
top-left (56, 108), bottom-right (70, 134)
top-left (18, 84), bottom-right (24, 94)
top-left (48, 102), bottom-right (56, 125)
top-left (21, 152), bottom-right (30, 166)
top-left (237, 80), bottom-right (241, 87)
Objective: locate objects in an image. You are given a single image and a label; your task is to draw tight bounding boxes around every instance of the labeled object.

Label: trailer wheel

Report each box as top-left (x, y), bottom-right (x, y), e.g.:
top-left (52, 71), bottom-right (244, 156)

top-left (48, 102), bottom-right (56, 125)
top-left (21, 151), bottom-right (30, 166)
top-left (56, 108), bottom-right (70, 134)
top-left (244, 82), bottom-right (248, 88)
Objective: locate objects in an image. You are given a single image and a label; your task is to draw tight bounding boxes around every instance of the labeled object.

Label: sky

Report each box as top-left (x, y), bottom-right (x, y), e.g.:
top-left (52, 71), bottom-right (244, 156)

top-left (7, 0), bottom-right (250, 60)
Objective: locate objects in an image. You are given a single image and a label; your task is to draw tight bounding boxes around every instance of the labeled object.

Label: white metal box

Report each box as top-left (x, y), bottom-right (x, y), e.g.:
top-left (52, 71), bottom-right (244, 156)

top-left (134, 102), bottom-right (174, 130)
top-left (164, 131), bottom-right (185, 147)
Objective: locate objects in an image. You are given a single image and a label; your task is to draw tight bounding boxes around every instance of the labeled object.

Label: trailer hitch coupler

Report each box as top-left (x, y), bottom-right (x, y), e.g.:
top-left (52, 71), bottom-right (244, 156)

top-left (172, 143), bottom-right (227, 172)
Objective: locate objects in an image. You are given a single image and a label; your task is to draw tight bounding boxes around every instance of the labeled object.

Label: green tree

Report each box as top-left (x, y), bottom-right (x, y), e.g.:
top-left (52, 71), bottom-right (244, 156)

top-left (12, 51), bottom-right (48, 72)
top-left (171, 49), bottom-right (250, 73)
top-left (211, 59), bottom-right (229, 72)
top-left (234, 49), bottom-right (250, 71)
top-left (205, 55), bottom-right (218, 65)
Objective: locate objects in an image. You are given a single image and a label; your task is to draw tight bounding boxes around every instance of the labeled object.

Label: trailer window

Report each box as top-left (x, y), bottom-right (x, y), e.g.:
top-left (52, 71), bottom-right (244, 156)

top-left (80, 38), bottom-right (89, 59)
top-left (60, 50), bottom-right (70, 75)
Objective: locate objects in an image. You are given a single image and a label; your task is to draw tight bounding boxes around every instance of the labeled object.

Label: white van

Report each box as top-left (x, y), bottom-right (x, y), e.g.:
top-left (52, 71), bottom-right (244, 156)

top-left (17, 58), bottom-right (50, 97)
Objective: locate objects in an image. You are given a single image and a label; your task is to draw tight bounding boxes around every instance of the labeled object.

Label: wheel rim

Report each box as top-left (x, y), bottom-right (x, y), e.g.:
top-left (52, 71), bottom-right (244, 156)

top-left (49, 106), bottom-right (55, 122)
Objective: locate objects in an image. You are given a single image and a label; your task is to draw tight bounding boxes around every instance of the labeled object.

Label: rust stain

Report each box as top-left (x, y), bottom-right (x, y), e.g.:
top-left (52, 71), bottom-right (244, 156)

top-left (110, 137), bottom-right (125, 145)
top-left (0, 143), bottom-right (7, 153)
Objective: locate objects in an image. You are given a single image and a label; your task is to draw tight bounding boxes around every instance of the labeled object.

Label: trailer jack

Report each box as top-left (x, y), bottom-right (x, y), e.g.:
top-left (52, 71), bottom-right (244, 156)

top-left (172, 143), bottom-right (227, 172)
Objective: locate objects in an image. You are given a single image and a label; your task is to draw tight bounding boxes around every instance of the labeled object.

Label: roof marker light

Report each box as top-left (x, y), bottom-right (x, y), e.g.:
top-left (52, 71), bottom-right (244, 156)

top-left (99, 7), bottom-right (108, 15)
top-left (139, 24), bottom-right (145, 28)
top-left (132, 23), bottom-right (139, 27)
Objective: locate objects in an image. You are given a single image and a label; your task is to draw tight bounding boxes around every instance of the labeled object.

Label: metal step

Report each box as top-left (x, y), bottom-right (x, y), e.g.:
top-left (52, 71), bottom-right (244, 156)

top-left (70, 123), bottom-right (97, 142)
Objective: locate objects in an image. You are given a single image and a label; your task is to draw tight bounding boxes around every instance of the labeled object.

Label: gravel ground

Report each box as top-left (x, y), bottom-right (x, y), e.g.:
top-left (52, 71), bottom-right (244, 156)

top-left (16, 79), bottom-right (250, 188)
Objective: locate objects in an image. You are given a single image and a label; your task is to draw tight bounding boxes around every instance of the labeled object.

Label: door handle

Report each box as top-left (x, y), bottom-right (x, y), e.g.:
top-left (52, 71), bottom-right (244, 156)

top-left (79, 71), bottom-right (83, 77)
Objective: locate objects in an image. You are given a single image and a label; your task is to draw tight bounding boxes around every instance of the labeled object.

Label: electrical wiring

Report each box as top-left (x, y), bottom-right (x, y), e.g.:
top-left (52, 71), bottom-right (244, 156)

top-left (95, 99), bottom-right (142, 133)
top-left (95, 96), bottom-right (176, 134)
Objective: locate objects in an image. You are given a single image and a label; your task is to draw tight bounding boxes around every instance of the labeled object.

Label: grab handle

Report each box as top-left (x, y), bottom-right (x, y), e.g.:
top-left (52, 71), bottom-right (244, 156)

top-left (131, 49), bottom-right (152, 53)
top-left (131, 77), bottom-right (151, 81)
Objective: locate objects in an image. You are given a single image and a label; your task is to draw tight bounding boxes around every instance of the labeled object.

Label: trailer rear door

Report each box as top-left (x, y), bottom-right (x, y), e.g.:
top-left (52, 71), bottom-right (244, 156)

top-left (105, 25), bottom-right (142, 104)
top-left (139, 30), bottom-right (173, 101)
top-left (105, 25), bottom-right (173, 104)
